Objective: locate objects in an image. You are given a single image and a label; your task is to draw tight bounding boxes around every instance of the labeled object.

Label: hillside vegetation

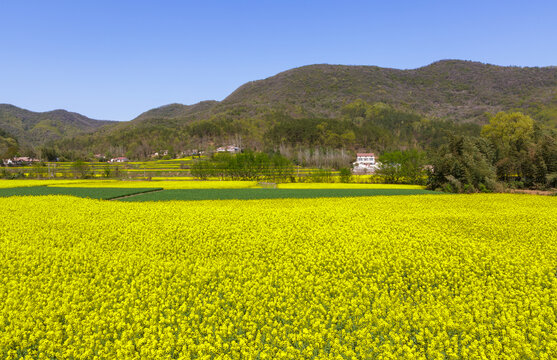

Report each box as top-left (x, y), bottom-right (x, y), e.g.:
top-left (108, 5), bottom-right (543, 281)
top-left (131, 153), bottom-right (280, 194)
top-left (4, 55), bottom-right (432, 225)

top-left (2, 60), bottom-right (557, 161)
top-left (0, 104), bottom-right (115, 147)
top-left (0, 128), bottom-right (19, 159)
top-left (132, 60), bottom-right (557, 126)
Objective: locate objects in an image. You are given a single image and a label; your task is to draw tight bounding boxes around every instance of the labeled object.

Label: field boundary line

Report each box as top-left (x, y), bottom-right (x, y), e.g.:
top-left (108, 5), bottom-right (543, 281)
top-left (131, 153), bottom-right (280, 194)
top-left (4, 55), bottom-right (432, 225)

top-left (108, 188), bottom-right (164, 200)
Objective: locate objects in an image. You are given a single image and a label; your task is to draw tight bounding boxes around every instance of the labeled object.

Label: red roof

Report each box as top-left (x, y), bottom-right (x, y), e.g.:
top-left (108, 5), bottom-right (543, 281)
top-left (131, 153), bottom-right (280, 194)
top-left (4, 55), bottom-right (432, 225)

top-left (356, 153), bottom-right (375, 157)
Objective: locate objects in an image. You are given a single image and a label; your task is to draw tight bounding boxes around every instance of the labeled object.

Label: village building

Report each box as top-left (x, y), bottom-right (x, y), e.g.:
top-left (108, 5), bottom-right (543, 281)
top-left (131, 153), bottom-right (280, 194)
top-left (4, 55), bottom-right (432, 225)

top-left (150, 150), bottom-right (169, 159)
top-left (110, 157), bottom-right (129, 163)
top-left (2, 157), bottom-right (40, 166)
top-left (352, 152), bottom-right (379, 173)
top-left (216, 145), bottom-right (241, 154)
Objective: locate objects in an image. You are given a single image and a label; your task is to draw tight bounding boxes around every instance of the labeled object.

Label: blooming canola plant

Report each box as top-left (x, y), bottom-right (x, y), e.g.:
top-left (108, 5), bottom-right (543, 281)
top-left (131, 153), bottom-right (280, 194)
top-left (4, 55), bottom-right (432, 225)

top-left (0, 194), bottom-right (556, 359)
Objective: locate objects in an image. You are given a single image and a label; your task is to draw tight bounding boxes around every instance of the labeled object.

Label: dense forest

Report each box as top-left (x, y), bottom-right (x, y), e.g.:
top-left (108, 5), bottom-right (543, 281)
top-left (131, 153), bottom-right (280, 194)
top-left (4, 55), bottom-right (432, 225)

top-left (44, 100), bottom-right (482, 164)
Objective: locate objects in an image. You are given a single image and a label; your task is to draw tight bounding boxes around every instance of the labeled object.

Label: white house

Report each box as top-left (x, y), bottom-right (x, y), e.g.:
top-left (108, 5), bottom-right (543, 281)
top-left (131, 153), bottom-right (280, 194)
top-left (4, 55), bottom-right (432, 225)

top-left (352, 152), bottom-right (379, 173)
top-left (110, 157), bottom-right (129, 163)
top-left (3, 157), bottom-right (40, 166)
top-left (216, 145), bottom-right (240, 154)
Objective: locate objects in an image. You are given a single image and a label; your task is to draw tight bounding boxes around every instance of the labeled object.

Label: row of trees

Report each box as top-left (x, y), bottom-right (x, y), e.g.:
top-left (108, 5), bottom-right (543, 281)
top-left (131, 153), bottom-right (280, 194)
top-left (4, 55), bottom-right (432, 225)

top-left (190, 151), bottom-right (295, 182)
top-left (354, 111), bottom-right (556, 192)
top-left (428, 112), bottom-right (557, 192)
top-left (0, 160), bottom-right (122, 179)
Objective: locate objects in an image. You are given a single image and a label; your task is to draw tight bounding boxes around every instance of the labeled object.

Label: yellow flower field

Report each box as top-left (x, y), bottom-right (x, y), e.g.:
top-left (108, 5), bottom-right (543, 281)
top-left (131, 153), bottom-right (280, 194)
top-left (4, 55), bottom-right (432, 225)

top-left (0, 194), bottom-right (556, 359)
top-left (0, 179), bottom-right (93, 188)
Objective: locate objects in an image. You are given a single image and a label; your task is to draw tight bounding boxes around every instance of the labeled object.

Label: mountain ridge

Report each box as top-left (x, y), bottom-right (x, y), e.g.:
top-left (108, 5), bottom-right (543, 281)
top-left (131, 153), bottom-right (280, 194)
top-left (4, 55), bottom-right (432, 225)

top-left (2, 60), bottom-right (557, 156)
top-left (0, 104), bottom-right (116, 147)
top-left (125, 59), bottom-right (557, 125)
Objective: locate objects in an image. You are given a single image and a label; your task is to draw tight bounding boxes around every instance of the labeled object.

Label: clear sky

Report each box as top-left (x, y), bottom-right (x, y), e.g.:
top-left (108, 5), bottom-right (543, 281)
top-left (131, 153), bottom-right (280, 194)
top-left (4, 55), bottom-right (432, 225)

top-left (1, 0), bottom-right (556, 121)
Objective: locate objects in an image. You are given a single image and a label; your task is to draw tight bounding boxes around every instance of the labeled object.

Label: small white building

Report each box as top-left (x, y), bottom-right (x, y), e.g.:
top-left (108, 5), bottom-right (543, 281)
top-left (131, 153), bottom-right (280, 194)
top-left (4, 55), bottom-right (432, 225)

top-left (149, 150), bottom-right (169, 159)
top-left (216, 145), bottom-right (240, 154)
top-left (3, 157), bottom-right (40, 166)
top-left (352, 152), bottom-right (379, 173)
top-left (14, 157), bottom-right (40, 163)
top-left (110, 157), bottom-right (129, 163)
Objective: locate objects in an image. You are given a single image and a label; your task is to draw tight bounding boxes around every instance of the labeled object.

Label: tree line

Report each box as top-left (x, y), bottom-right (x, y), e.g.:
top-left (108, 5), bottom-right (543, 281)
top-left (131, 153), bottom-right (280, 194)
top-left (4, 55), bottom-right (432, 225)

top-left (190, 151), bottom-right (295, 182)
top-left (3, 99), bottom-right (555, 192)
top-left (427, 112), bottom-right (557, 192)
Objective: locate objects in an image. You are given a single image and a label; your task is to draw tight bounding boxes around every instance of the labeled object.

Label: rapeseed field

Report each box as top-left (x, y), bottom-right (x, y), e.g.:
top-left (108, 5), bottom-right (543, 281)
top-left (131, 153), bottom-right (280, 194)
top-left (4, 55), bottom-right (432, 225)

top-left (0, 194), bottom-right (556, 359)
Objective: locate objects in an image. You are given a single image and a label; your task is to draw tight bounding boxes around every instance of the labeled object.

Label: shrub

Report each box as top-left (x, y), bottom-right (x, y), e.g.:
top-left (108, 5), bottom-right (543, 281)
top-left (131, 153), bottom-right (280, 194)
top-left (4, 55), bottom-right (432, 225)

top-left (339, 167), bottom-right (352, 183)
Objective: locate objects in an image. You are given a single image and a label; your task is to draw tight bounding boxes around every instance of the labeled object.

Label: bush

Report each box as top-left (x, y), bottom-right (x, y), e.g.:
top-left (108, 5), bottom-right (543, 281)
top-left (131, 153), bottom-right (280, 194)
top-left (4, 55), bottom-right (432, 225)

top-left (339, 168), bottom-right (352, 183)
top-left (103, 165), bottom-right (112, 178)
top-left (71, 160), bottom-right (90, 179)
top-left (442, 183), bottom-right (454, 193)
top-left (508, 181), bottom-right (525, 190)
top-left (547, 173), bottom-right (557, 188)
top-left (308, 168), bottom-right (334, 183)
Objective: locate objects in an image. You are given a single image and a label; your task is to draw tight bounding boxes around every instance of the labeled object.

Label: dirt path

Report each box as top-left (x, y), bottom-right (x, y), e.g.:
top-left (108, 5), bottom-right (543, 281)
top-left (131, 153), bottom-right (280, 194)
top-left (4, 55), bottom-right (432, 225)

top-left (506, 189), bottom-right (556, 196)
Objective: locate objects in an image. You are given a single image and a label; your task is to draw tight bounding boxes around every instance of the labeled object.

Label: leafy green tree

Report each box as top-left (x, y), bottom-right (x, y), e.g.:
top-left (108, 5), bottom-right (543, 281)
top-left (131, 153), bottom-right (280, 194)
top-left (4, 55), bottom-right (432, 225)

top-left (428, 135), bottom-right (497, 192)
top-left (481, 112), bottom-right (535, 180)
top-left (71, 160), bottom-right (90, 179)
top-left (103, 165), bottom-right (112, 178)
top-left (40, 147), bottom-right (59, 162)
top-left (378, 150), bottom-right (427, 184)
top-left (482, 112), bottom-right (534, 149)
top-left (339, 167), bottom-right (352, 183)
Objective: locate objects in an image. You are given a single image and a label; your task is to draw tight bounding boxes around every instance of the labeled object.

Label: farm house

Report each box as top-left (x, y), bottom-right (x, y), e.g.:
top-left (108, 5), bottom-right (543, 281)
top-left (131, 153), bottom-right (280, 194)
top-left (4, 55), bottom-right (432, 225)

top-left (352, 153), bottom-right (379, 173)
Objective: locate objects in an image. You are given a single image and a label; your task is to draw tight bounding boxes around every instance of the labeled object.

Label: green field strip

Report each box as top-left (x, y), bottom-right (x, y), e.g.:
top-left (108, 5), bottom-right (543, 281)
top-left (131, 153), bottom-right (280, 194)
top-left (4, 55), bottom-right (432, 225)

top-left (0, 186), bottom-right (163, 200)
top-left (117, 188), bottom-right (440, 202)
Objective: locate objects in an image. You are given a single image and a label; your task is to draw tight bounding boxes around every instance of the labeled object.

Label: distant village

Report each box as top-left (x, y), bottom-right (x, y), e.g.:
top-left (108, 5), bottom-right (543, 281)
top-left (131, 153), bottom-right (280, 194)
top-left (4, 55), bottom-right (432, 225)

top-left (2, 146), bottom-right (383, 174)
top-left (2, 157), bottom-right (41, 166)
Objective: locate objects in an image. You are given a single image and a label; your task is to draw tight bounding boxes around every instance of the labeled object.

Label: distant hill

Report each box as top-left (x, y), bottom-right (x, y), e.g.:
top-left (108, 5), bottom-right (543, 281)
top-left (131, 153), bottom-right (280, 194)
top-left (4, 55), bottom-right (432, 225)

top-left (132, 60), bottom-right (557, 126)
top-left (0, 104), bottom-right (116, 147)
top-left (132, 101), bottom-right (218, 123)
top-left (7, 60), bottom-right (557, 159)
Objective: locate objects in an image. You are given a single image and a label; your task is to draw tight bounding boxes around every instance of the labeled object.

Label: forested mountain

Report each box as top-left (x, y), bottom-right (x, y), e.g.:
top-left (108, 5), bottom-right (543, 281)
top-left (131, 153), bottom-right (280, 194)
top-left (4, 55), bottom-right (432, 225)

top-left (0, 104), bottom-right (115, 146)
top-left (131, 60), bottom-right (557, 126)
top-left (3, 60), bottom-right (557, 159)
top-left (0, 127), bottom-right (19, 159)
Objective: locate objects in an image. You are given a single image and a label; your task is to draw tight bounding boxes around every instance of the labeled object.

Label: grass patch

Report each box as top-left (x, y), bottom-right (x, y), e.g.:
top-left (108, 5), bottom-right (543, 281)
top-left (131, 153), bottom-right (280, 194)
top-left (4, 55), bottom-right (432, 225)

top-left (277, 183), bottom-right (425, 189)
top-left (117, 188), bottom-right (439, 202)
top-left (47, 180), bottom-right (260, 189)
top-left (0, 186), bottom-right (162, 200)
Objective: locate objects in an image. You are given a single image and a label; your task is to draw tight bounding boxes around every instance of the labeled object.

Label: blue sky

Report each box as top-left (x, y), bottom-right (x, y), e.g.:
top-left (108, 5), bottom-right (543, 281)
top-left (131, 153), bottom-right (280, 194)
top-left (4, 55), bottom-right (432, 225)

top-left (1, 0), bottom-right (556, 121)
